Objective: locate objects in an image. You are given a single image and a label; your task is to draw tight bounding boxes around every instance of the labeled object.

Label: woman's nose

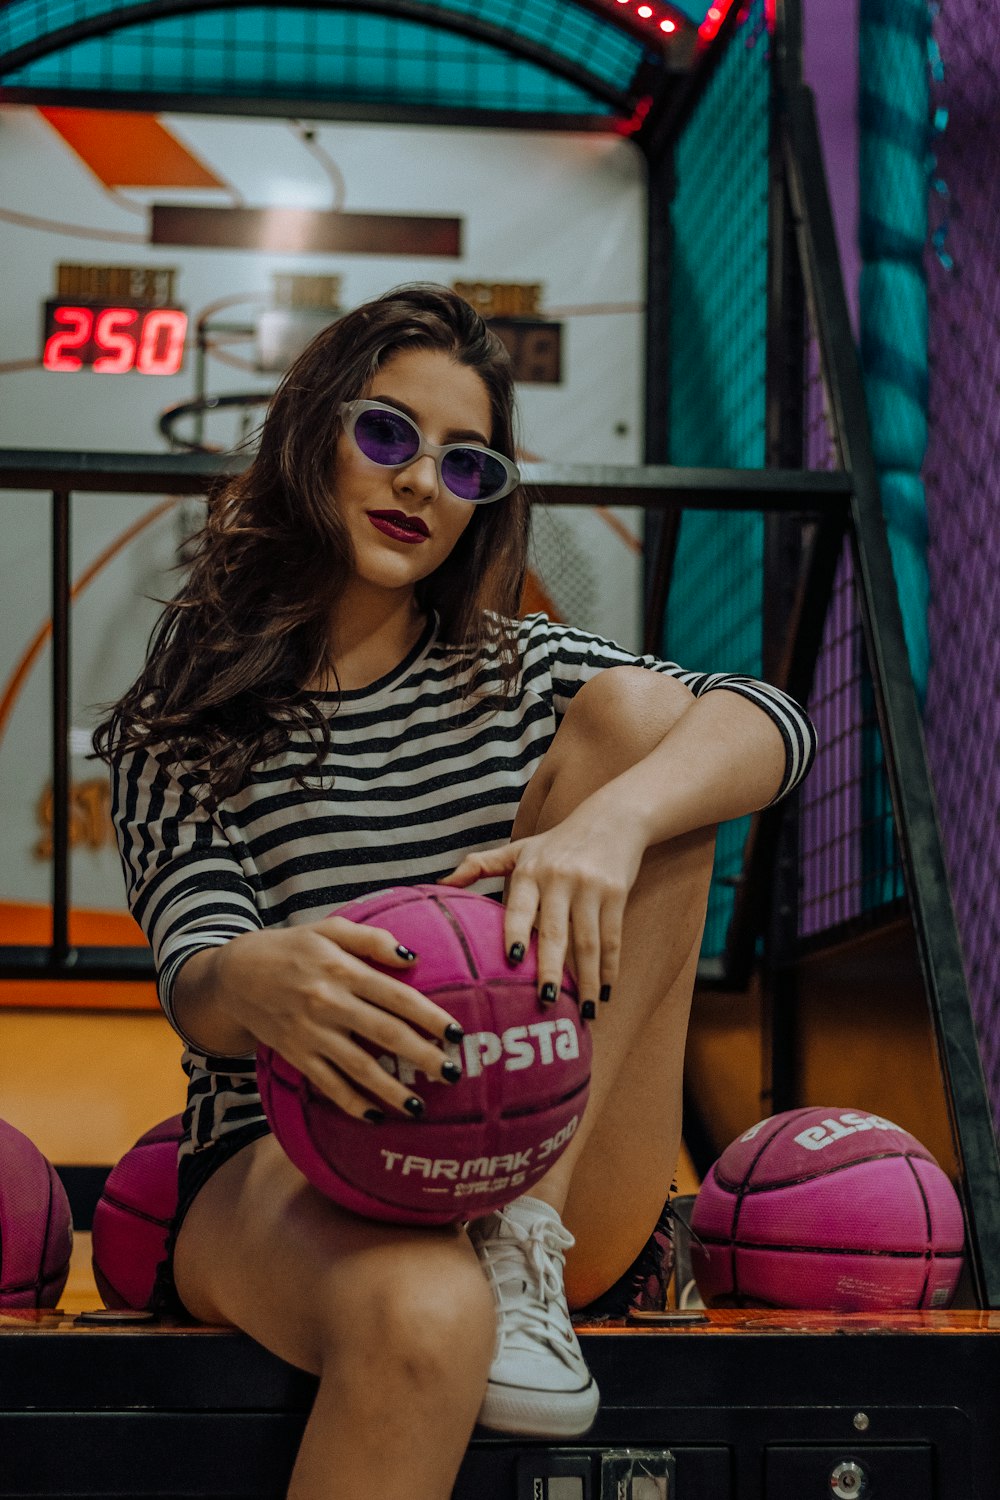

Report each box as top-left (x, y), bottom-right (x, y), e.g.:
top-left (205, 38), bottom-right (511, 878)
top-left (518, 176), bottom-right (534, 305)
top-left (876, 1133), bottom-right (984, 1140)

top-left (394, 453), bottom-right (439, 499)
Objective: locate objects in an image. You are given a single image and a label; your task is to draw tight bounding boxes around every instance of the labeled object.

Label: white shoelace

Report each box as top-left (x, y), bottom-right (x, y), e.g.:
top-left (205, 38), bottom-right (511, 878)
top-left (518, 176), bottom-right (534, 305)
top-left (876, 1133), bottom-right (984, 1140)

top-left (478, 1212), bottom-right (582, 1371)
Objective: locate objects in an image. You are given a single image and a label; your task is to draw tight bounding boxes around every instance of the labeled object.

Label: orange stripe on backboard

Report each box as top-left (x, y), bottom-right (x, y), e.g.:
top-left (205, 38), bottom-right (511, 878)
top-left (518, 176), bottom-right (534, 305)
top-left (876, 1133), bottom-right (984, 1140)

top-left (0, 901), bottom-right (147, 947)
top-left (39, 107), bottom-right (224, 190)
top-left (0, 902), bottom-right (156, 1012)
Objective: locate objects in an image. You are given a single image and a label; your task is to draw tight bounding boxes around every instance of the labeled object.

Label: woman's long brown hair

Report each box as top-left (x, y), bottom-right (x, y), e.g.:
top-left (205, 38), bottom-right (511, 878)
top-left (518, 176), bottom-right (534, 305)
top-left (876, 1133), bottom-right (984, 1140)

top-left (92, 284), bottom-right (531, 801)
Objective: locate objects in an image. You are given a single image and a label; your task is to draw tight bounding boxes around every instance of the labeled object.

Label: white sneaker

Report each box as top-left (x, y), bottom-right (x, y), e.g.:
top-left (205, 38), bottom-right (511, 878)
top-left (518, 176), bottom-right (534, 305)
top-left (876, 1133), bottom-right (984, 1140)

top-left (468, 1196), bottom-right (600, 1437)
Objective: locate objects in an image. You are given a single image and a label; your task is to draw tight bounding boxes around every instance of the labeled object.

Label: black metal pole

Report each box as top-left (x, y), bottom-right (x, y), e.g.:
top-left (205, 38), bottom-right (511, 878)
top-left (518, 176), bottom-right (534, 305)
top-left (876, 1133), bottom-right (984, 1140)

top-left (758, 0), bottom-right (808, 1104)
top-left (641, 141), bottom-right (679, 653)
top-left (50, 488), bottom-right (71, 967)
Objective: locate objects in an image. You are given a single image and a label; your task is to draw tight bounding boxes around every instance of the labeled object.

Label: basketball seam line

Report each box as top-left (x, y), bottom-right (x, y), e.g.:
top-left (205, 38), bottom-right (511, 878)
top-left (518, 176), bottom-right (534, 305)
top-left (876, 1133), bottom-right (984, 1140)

top-left (695, 1237), bottom-right (963, 1260)
top-left (906, 1152), bottom-right (937, 1306)
top-left (730, 1110), bottom-right (818, 1301)
top-left (97, 1191), bottom-right (172, 1230)
top-left (432, 892), bottom-right (481, 980)
top-left (715, 1149), bottom-right (943, 1192)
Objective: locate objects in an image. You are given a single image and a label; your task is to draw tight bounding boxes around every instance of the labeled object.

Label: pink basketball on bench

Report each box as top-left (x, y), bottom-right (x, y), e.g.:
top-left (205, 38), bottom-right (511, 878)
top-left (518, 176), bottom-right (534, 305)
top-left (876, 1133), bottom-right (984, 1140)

top-left (690, 1106), bottom-right (965, 1311)
top-left (0, 1118), bottom-right (73, 1309)
top-left (257, 885), bottom-right (591, 1225)
top-left (91, 1115), bottom-right (184, 1310)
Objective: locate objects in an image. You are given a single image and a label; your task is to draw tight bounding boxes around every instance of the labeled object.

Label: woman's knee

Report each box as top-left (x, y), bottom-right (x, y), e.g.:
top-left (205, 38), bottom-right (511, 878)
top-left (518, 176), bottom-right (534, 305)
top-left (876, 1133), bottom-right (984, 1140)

top-left (559, 666), bottom-right (694, 768)
top-left (317, 1232), bottom-right (495, 1394)
top-left (513, 667), bottom-right (699, 841)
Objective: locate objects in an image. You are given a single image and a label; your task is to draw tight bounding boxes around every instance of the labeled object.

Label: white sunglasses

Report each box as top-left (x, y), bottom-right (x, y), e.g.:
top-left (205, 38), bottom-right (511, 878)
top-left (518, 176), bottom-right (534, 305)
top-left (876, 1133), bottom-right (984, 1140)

top-left (339, 400), bottom-right (520, 503)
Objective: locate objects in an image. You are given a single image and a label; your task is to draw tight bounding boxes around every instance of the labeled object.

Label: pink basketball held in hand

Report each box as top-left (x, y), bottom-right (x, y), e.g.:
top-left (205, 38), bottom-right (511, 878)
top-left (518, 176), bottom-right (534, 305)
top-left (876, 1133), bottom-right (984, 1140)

top-left (91, 1115), bottom-right (184, 1310)
top-left (0, 1118), bottom-right (74, 1309)
top-left (690, 1106), bottom-right (966, 1311)
top-left (257, 885), bottom-right (591, 1225)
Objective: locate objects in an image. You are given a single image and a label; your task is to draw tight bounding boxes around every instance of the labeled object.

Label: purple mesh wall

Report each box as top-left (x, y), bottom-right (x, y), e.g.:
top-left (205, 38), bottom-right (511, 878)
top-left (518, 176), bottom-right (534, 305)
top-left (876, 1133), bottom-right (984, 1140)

top-left (923, 8), bottom-right (1000, 1124)
top-left (799, 335), bottom-right (864, 936)
top-left (798, 277), bottom-right (907, 940)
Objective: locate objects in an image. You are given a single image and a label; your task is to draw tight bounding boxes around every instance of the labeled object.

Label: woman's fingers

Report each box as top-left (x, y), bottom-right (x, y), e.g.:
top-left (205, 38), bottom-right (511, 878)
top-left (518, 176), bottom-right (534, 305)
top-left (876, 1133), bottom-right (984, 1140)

top-left (568, 890), bottom-right (604, 1012)
top-left (530, 880), bottom-right (573, 1006)
top-left (297, 1039), bottom-right (435, 1122)
top-left (316, 915), bottom-right (464, 1045)
top-left (506, 872), bottom-right (620, 1018)
top-left (322, 914), bottom-right (419, 969)
top-left (439, 842), bottom-right (525, 888)
top-left (598, 892), bottom-right (625, 1000)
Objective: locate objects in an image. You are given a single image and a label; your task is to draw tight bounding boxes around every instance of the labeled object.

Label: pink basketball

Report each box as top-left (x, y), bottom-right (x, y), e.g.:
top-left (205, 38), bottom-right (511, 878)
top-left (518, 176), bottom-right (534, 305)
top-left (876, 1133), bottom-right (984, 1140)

top-left (91, 1115), bottom-right (184, 1310)
top-left (257, 885), bottom-right (591, 1225)
top-left (690, 1107), bottom-right (965, 1311)
top-left (0, 1118), bottom-right (73, 1309)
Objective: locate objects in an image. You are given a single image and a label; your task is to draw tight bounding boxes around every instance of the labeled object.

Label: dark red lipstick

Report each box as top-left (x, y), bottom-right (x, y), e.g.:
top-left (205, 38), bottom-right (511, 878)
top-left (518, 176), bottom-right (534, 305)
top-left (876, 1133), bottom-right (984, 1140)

top-left (367, 510), bottom-right (430, 544)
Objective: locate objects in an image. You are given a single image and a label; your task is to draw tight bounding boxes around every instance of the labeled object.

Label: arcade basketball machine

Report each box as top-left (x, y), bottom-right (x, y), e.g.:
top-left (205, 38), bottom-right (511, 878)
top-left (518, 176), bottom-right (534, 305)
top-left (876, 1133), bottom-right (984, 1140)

top-left (1, 1), bottom-right (999, 1497)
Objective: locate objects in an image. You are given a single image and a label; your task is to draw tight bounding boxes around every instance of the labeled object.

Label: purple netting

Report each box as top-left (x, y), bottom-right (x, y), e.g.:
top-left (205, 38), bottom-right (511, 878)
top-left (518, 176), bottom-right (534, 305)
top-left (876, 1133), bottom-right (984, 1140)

top-left (800, 540), bottom-right (864, 936)
top-left (798, 326), bottom-right (904, 938)
top-left (804, 329), bottom-right (841, 474)
top-left (800, 333), bottom-right (862, 934)
top-left (923, 6), bottom-right (1000, 1125)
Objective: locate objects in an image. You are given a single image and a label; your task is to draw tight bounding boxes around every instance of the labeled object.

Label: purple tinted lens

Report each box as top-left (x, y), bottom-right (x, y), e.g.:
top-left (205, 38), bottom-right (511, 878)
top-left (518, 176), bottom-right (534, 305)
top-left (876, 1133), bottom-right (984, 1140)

top-left (353, 407), bottom-right (420, 465)
top-left (440, 447), bottom-right (508, 500)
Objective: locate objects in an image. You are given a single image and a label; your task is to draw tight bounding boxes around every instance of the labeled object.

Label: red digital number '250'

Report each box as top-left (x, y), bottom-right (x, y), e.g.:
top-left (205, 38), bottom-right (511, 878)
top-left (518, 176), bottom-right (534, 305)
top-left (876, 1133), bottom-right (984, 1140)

top-left (43, 305), bottom-right (188, 375)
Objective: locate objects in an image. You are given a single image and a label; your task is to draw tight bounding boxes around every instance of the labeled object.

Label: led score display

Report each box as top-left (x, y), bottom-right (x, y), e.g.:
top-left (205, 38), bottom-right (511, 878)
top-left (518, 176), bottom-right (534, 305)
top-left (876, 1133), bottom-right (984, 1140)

top-left (42, 299), bottom-right (188, 375)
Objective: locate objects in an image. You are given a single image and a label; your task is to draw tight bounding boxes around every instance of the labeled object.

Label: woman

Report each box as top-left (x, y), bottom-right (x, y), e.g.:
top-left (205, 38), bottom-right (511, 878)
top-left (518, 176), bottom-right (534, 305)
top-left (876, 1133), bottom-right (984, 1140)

top-left (95, 284), bottom-right (814, 1500)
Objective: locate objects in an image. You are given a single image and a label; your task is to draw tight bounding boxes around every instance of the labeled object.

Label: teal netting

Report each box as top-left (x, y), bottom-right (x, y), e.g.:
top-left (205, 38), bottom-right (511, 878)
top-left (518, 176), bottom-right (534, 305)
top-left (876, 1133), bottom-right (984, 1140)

top-left (856, 0), bottom-right (931, 916)
top-left (859, 0), bottom-right (931, 702)
top-left (663, 0), bottom-right (770, 957)
top-left (1, 0), bottom-right (646, 112)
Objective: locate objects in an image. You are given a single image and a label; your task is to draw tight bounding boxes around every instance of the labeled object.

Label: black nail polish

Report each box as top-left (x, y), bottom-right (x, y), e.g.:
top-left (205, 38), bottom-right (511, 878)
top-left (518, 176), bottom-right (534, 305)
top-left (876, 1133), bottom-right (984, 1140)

top-left (539, 983), bottom-right (557, 1005)
top-left (509, 942), bottom-right (526, 964)
top-left (444, 1022), bottom-right (465, 1044)
top-left (364, 1108), bottom-right (385, 1124)
top-left (403, 1096), bottom-right (425, 1118)
top-left (581, 1000), bottom-right (596, 1021)
top-left (600, 984), bottom-right (612, 1004)
top-left (441, 1060), bottom-right (462, 1084)
top-left (396, 944), bottom-right (417, 961)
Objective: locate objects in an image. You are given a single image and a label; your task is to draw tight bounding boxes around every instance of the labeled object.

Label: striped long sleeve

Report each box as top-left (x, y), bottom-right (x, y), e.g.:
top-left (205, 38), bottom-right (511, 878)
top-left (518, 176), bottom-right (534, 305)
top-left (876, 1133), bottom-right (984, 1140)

top-left (111, 746), bottom-right (263, 1041)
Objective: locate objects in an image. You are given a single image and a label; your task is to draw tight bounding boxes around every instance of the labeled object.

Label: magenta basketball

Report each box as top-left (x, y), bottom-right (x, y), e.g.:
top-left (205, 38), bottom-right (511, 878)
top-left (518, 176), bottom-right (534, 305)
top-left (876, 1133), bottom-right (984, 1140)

top-left (690, 1107), bottom-right (965, 1311)
top-left (0, 1118), bottom-right (73, 1310)
top-left (257, 885), bottom-right (591, 1225)
top-left (91, 1115), bottom-right (184, 1311)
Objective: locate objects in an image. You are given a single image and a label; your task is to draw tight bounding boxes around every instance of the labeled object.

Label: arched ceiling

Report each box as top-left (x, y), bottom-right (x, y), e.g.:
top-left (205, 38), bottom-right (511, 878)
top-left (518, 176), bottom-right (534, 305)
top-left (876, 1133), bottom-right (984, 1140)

top-left (0, 0), bottom-right (707, 128)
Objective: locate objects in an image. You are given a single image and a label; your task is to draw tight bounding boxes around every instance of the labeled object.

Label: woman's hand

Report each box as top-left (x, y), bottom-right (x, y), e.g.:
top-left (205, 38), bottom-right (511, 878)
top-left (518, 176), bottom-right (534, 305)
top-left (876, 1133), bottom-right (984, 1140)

top-left (440, 796), bottom-right (648, 1010)
top-left (214, 918), bottom-right (463, 1120)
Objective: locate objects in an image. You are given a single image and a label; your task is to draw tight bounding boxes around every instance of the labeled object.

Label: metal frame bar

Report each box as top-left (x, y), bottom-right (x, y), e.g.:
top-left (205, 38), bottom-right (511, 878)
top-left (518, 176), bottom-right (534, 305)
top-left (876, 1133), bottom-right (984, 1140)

top-left (0, 451), bottom-right (853, 505)
top-left (50, 490), bottom-right (71, 968)
top-left (756, 0), bottom-right (807, 1112)
top-left (641, 144), bottom-right (677, 652)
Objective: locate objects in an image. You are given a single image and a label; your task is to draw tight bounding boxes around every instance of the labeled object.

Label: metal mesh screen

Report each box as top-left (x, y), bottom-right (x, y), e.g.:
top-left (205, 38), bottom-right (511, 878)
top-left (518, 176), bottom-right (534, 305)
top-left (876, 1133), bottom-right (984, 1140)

top-left (1, 0), bottom-right (642, 111)
top-left (664, 0), bottom-right (770, 956)
top-left (798, 541), bottom-right (906, 939)
top-left (923, 4), bottom-right (1000, 1117)
top-left (798, 325), bottom-right (905, 940)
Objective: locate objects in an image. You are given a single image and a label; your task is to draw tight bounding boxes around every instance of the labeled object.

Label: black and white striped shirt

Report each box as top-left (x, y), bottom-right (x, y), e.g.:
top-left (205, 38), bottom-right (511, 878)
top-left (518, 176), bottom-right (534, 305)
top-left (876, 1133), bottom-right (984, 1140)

top-left (112, 612), bottom-right (816, 1157)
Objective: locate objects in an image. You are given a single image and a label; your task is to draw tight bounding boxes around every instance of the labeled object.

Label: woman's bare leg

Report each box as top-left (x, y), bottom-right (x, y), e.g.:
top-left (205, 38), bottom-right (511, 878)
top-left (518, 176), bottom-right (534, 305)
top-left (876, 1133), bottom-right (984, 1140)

top-left (507, 665), bottom-right (716, 1307)
top-left (172, 1132), bottom-right (496, 1500)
